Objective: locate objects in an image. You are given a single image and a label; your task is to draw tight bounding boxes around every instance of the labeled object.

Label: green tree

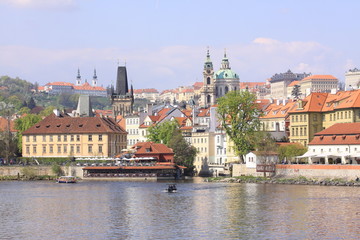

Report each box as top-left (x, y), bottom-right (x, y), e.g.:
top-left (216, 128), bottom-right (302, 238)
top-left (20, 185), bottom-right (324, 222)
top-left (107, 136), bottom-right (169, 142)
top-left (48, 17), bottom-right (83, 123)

top-left (168, 129), bottom-right (197, 175)
top-left (278, 143), bottom-right (307, 163)
top-left (14, 114), bottom-right (42, 152)
top-left (18, 107), bottom-right (31, 115)
top-left (40, 106), bottom-right (56, 117)
top-left (27, 97), bottom-right (36, 109)
top-left (147, 119), bottom-right (179, 145)
top-left (251, 131), bottom-right (278, 163)
top-left (217, 90), bottom-right (262, 163)
top-left (291, 84), bottom-right (301, 100)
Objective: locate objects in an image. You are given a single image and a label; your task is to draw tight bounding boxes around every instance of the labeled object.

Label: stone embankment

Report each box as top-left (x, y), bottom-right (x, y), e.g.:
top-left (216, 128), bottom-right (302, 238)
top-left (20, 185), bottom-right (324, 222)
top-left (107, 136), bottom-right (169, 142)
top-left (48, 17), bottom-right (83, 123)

top-left (206, 176), bottom-right (360, 187)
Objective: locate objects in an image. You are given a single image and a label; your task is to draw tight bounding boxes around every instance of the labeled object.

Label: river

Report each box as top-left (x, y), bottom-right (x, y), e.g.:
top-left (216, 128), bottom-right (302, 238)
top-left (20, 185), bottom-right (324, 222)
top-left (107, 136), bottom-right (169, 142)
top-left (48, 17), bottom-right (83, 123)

top-left (0, 179), bottom-right (359, 240)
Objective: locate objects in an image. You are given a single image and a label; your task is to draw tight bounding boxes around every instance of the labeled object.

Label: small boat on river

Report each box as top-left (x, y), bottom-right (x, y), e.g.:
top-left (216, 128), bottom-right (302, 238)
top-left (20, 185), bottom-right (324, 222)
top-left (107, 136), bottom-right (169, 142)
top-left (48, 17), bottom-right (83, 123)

top-left (165, 184), bottom-right (177, 193)
top-left (57, 176), bottom-right (77, 183)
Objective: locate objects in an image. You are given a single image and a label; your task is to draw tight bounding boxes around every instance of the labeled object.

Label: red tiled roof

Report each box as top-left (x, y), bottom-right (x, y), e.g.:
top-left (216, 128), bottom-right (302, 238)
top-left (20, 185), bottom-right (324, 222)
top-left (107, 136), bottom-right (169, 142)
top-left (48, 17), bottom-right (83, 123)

top-left (133, 142), bottom-right (174, 154)
top-left (302, 75), bottom-right (338, 81)
top-left (239, 82), bottom-right (266, 89)
top-left (309, 123), bottom-right (360, 145)
top-left (73, 82), bottom-right (105, 91)
top-left (0, 117), bottom-right (17, 132)
top-left (22, 114), bottom-right (126, 135)
top-left (288, 81), bottom-right (299, 87)
top-left (289, 92), bottom-right (328, 113)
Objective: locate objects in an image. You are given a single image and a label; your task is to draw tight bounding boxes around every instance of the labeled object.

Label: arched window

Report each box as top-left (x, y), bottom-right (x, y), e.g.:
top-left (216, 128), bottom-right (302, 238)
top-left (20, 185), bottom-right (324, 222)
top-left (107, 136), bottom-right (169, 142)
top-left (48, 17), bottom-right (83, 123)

top-left (207, 77), bottom-right (211, 85)
top-left (207, 95), bottom-right (211, 104)
top-left (219, 88), bottom-right (223, 96)
top-left (225, 86), bottom-right (229, 94)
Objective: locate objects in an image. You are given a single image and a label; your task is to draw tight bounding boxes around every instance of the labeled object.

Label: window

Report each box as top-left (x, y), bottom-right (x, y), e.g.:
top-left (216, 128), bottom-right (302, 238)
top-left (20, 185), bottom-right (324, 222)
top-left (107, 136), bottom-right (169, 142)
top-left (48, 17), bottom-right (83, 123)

top-left (88, 135), bottom-right (92, 141)
top-left (33, 145), bottom-right (37, 153)
top-left (76, 135), bottom-right (80, 141)
top-left (33, 136), bottom-right (37, 142)
top-left (49, 145), bottom-right (53, 153)
top-left (71, 135), bottom-right (74, 142)
top-left (49, 135), bottom-right (53, 142)
top-left (76, 145), bottom-right (80, 153)
top-left (58, 135), bottom-right (61, 141)
top-left (63, 135), bottom-right (67, 142)
top-left (57, 145), bottom-right (61, 153)
top-left (26, 136), bottom-right (29, 142)
top-left (63, 145), bottom-right (67, 153)
top-left (42, 145), bottom-right (46, 153)
top-left (70, 145), bottom-right (74, 153)
top-left (99, 145), bottom-right (103, 153)
top-left (88, 145), bottom-right (93, 153)
top-left (43, 135), bottom-right (46, 142)
top-left (99, 135), bottom-right (103, 141)
top-left (26, 145), bottom-right (30, 154)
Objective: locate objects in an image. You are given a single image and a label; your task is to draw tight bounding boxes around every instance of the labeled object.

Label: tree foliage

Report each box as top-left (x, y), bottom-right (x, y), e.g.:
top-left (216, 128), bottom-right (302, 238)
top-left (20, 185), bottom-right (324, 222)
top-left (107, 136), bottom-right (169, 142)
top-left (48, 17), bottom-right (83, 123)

top-left (278, 143), bottom-right (307, 163)
top-left (14, 114), bottom-right (42, 152)
top-left (217, 90), bottom-right (262, 162)
top-left (147, 119), bottom-right (179, 145)
top-left (291, 85), bottom-right (301, 100)
top-left (168, 129), bottom-right (197, 175)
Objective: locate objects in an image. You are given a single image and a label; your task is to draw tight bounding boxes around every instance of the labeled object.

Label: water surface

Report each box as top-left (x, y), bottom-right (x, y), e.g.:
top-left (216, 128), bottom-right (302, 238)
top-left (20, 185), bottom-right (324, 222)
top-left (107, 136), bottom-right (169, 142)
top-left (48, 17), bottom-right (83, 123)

top-left (0, 180), bottom-right (359, 239)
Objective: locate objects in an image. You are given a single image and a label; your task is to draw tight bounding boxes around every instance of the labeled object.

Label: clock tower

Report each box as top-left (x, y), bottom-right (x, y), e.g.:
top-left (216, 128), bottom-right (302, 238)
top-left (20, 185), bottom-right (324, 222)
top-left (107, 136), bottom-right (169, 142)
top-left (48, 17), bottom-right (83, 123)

top-left (200, 48), bottom-right (216, 107)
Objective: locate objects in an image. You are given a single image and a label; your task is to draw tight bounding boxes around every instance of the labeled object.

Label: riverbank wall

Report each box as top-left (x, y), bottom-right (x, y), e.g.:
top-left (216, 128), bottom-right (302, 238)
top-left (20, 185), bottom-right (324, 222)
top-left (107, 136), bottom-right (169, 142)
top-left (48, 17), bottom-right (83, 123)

top-left (0, 166), bottom-right (84, 178)
top-left (233, 164), bottom-right (360, 180)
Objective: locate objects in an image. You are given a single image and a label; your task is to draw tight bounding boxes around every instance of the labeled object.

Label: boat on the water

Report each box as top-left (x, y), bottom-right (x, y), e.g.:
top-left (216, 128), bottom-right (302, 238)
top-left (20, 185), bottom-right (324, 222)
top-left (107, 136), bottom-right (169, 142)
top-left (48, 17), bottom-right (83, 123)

top-left (165, 184), bottom-right (177, 193)
top-left (57, 176), bottom-right (77, 183)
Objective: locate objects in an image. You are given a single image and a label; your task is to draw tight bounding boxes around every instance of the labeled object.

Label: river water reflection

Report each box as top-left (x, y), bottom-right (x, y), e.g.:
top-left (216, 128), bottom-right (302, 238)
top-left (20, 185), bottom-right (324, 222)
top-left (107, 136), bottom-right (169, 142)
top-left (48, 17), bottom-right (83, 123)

top-left (1, 179), bottom-right (360, 240)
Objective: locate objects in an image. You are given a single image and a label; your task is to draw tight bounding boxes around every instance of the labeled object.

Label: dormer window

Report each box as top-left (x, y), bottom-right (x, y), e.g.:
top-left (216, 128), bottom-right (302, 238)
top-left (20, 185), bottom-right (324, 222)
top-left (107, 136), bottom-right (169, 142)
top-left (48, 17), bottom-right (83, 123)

top-left (79, 124), bottom-right (83, 127)
top-left (66, 124), bottom-right (70, 127)
top-left (46, 125), bottom-right (50, 128)
top-left (36, 125), bottom-right (40, 128)
top-left (96, 124), bottom-right (101, 127)
top-left (57, 124), bottom-right (61, 127)
top-left (146, 148), bottom-right (151, 152)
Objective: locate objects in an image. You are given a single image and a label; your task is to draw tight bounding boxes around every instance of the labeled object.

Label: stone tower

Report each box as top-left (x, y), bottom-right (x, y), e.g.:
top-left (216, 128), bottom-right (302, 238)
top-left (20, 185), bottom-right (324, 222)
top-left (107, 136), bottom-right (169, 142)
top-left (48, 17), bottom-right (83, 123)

top-left (110, 66), bottom-right (134, 117)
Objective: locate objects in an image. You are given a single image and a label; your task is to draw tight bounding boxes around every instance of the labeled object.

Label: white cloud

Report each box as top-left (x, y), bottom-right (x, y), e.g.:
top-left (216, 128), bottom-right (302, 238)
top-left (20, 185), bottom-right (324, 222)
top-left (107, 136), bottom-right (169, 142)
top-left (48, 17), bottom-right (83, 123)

top-left (0, 0), bottom-right (77, 9)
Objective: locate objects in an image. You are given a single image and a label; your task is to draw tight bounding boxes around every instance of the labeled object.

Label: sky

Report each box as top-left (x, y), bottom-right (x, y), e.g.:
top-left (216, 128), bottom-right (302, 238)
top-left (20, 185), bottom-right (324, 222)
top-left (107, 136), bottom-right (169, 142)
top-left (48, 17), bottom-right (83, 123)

top-left (1, 0), bottom-right (360, 91)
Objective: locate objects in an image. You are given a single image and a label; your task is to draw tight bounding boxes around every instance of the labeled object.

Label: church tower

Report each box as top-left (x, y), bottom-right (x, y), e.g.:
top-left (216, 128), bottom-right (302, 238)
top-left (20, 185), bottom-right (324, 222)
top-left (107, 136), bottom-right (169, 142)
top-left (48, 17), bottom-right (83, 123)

top-left (110, 66), bottom-right (134, 117)
top-left (92, 68), bottom-right (98, 87)
top-left (76, 68), bottom-right (82, 86)
top-left (200, 48), bottom-right (216, 107)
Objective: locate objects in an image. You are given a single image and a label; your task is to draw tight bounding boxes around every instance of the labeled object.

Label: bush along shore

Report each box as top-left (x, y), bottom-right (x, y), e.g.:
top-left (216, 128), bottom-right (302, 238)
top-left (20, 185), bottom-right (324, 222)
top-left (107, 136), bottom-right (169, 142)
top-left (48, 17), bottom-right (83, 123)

top-left (206, 175), bottom-right (360, 187)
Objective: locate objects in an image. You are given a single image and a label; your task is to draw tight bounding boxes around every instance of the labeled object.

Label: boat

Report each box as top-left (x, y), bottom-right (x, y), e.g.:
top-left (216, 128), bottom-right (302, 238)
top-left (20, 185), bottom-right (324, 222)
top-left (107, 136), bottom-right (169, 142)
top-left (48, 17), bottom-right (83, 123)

top-left (165, 184), bottom-right (177, 193)
top-left (57, 176), bottom-right (77, 183)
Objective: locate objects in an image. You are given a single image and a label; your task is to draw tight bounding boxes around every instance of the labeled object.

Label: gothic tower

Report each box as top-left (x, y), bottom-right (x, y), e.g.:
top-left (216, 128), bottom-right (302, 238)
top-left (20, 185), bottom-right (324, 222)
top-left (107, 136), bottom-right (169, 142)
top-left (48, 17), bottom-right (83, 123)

top-left (110, 66), bottom-right (134, 117)
top-left (200, 48), bottom-right (216, 107)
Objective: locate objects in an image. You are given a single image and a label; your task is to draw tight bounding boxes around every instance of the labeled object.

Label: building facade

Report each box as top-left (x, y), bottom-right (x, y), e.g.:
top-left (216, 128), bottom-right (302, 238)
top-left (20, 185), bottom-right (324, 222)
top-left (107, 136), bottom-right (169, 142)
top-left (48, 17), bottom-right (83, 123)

top-left (22, 111), bottom-right (127, 158)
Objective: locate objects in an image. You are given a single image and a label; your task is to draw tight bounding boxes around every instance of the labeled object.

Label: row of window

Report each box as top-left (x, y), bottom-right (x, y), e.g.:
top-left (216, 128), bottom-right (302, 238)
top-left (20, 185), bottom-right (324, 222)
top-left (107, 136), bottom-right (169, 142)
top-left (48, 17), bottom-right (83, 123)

top-left (291, 127), bottom-right (308, 137)
top-left (193, 137), bottom-right (207, 144)
top-left (126, 118), bottom-right (140, 125)
top-left (291, 115), bottom-right (307, 123)
top-left (128, 129), bottom-right (139, 135)
top-left (314, 147), bottom-right (352, 153)
top-left (25, 144), bottom-right (103, 154)
top-left (327, 111), bottom-right (352, 121)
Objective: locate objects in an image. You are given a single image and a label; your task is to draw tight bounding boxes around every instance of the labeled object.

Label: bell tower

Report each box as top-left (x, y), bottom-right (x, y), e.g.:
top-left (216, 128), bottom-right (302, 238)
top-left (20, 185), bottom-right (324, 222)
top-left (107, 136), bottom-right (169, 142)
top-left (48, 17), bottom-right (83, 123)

top-left (200, 48), bottom-right (215, 107)
top-left (92, 68), bottom-right (98, 87)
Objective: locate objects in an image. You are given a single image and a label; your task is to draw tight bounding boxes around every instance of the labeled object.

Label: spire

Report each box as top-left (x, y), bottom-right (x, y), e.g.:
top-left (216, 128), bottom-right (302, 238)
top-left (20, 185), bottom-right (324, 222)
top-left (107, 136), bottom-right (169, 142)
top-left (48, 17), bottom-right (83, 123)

top-left (221, 49), bottom-right (230, 70)
top-left (93, 68), bottom-right (97, 80)
top-left (204, 47), bottom-right (213, 70)
top-left (76, 68), bottom-right (82, 86)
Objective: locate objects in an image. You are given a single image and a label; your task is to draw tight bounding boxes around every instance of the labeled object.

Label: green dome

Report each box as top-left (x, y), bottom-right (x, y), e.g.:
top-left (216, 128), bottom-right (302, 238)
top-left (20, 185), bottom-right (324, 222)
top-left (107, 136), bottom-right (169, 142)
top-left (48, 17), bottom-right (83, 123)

top-left (215, 69), bottom-right (239, 79)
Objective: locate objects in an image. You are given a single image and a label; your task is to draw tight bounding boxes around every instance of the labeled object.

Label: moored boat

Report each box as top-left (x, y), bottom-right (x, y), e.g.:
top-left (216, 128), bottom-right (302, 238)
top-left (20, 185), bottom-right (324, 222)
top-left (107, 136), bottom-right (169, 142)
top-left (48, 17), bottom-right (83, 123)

top-left (57, 176), bottom-right (77, 183)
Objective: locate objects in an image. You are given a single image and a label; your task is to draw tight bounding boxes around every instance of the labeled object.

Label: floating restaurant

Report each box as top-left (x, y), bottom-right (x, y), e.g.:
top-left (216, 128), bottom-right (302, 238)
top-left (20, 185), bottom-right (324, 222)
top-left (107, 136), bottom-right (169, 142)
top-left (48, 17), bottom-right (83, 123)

top-left (81, 142), bottom-right (186, 180)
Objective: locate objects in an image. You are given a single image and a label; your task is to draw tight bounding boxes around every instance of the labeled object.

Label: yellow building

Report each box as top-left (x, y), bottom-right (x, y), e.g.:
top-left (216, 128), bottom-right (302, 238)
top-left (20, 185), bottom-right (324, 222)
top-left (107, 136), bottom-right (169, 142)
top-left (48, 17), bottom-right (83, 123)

top-left (289, 90), bottom-right (360, 146)
top-left (22, 113), bottom-right (127, 158)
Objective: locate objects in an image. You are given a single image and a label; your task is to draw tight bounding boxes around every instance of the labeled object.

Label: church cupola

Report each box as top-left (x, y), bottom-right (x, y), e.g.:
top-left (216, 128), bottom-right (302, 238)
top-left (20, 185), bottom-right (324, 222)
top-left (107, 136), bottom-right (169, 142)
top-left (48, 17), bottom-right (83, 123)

top-left (92, 68), bottom-right (98, 87)
top-left (76, 68), bottom-right (82, 86)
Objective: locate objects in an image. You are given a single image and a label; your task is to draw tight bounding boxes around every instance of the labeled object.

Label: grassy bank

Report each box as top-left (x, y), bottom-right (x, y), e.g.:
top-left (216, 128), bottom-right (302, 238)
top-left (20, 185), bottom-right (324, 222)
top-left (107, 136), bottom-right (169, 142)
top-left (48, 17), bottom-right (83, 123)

top-left (206, 175), bottom-right (360, 186)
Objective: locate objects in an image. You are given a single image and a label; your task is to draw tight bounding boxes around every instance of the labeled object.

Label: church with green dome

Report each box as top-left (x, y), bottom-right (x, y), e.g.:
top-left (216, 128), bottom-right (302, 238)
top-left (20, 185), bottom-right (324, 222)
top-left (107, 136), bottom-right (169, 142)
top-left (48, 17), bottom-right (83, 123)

top-left (200, 49), bottom-right (240, 107)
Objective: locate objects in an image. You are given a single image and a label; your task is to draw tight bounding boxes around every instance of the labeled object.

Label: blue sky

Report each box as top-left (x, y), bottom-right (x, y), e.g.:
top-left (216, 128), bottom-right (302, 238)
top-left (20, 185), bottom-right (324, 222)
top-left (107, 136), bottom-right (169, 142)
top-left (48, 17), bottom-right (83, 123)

top-left (1, 0), bottom-right (360, 91)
